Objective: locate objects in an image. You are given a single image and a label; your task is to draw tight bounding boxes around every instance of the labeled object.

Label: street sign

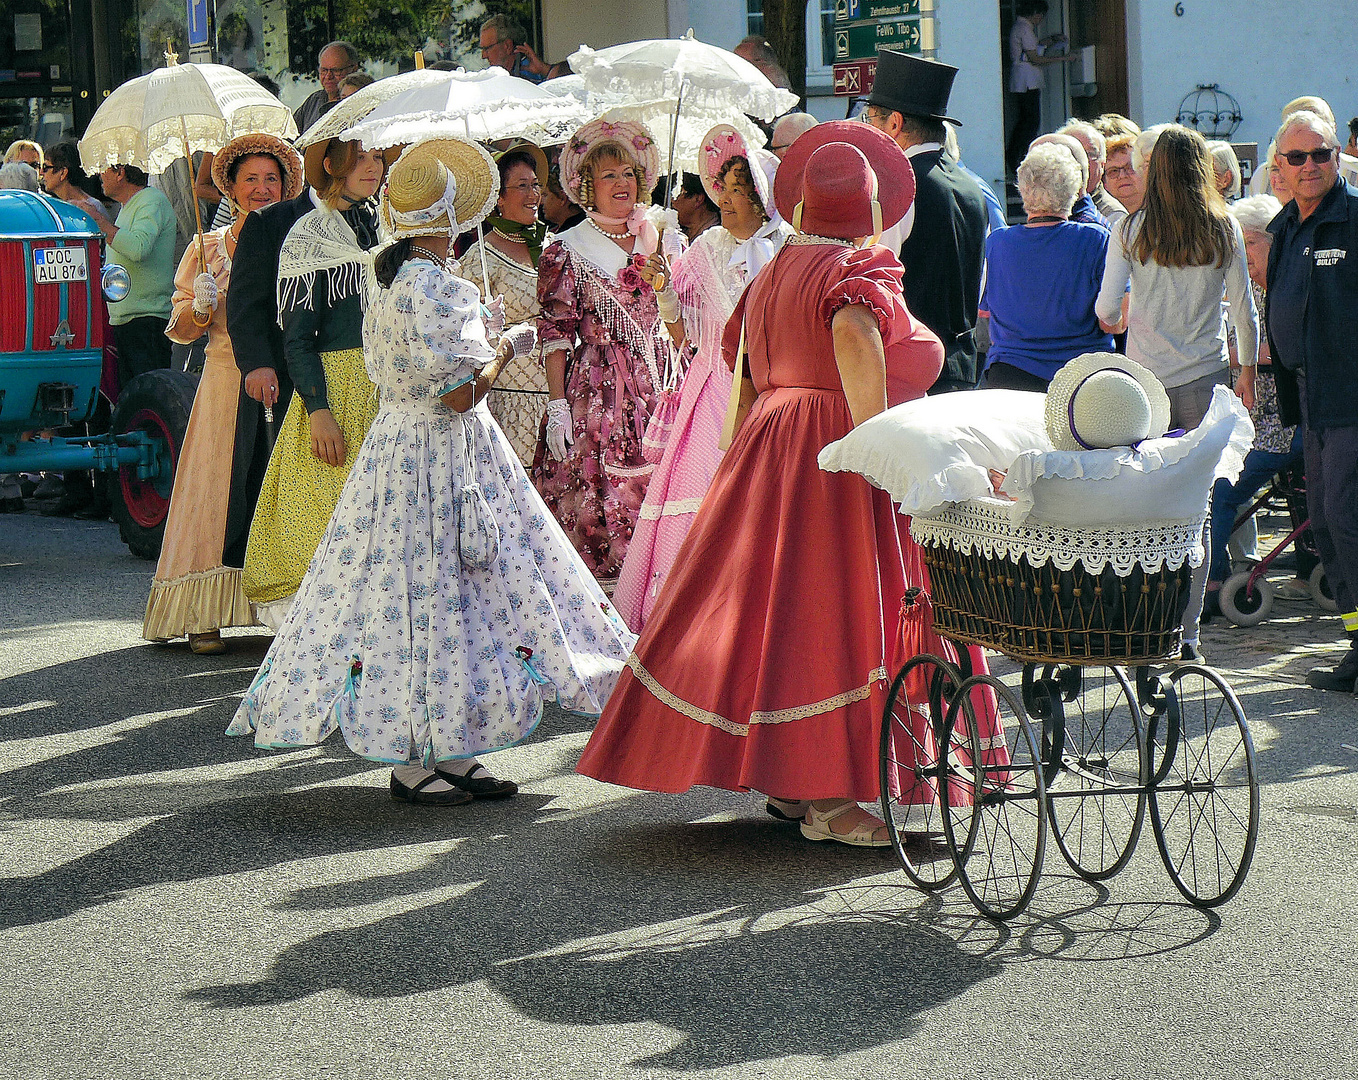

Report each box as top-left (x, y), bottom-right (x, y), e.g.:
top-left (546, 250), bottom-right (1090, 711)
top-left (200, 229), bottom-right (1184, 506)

top-left (834, 0), bottom-right (922, 24)
top-left (832, 59), bottom-right (878, 97)
top-left (186, 0), bottom-right (210, 49)
top-left (833, 18), bottom-right (923, 62)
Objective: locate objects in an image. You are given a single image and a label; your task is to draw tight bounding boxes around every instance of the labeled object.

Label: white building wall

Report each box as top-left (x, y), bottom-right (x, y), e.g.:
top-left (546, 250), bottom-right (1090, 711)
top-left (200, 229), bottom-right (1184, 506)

top-left (1126, 0), bottom-right (1357, 155)
top-left (934, 0), bottom-right (1005, 196)
top-left (541, 0), bottom-right (669, 63)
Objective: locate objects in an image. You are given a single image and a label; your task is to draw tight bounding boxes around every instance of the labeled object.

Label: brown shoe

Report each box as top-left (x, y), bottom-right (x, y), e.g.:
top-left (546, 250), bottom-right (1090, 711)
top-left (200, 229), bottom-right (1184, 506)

top-left (188, 631), bottom-right (228, 655)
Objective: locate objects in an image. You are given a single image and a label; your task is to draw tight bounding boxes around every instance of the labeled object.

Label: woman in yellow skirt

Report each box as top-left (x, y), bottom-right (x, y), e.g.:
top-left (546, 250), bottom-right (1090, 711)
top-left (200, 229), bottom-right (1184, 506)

top-left (143, 133), bottom-right (304, 653)
top-left (243, 138), bottom-right (387, 628)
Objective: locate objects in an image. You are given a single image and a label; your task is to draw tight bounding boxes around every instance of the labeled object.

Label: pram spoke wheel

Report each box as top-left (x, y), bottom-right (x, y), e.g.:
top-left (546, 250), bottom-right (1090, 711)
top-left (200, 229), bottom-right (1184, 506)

top-left (1030, 664), bottom-right (1147, 881)
top-left (1147, 664), bottom-right (1260, 907)
top-left (879, 653), bottom-right (973, 890)
top-left (1219, 571), bottom-right (1273, 627)
top-left (944, 674), bottom-right (1047, 920)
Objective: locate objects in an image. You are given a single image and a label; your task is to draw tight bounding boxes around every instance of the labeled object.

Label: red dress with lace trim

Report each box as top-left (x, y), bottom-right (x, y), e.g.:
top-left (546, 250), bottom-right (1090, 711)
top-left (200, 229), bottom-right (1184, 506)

top-left (577, 242), bottom-right (951, 800)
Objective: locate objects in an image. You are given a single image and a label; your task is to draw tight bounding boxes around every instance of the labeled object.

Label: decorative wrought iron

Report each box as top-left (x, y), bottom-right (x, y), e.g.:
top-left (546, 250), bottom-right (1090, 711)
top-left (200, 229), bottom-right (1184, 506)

top-left (1176, 84), bottom-right (1243, 139)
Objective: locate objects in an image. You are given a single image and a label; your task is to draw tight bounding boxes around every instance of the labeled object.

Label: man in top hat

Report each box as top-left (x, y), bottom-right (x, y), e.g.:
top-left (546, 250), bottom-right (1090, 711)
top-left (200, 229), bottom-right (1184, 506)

top-left (862, 50), bottom-right (990, 394)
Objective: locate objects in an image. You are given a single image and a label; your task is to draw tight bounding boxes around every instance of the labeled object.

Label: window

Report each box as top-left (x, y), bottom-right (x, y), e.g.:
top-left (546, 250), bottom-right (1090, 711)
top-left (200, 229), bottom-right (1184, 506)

top-left (747, 1), bottom-right (764, 37)
top-left (808, 0), bottom-right (837, 76)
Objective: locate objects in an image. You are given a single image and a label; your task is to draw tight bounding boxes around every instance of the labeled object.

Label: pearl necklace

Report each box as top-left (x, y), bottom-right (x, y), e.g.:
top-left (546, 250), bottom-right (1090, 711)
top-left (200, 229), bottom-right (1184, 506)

top-left (586, 216), bottom-right (631, 241)
top-left (492, 226), bottom-right (528, 243)
top-left (409, 244), bottom-right (446, 267)
top-left (786, 232), bottom-right (856, 249)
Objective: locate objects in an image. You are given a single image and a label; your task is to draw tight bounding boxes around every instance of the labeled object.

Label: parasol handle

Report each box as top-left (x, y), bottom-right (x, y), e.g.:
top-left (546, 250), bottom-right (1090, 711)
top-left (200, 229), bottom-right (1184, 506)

top-left (177, 114), bottom-right (211, 324)
top-left (461, 113), bottom-right (494, 299)
top-left (664, 81), bottom-right (685, 210)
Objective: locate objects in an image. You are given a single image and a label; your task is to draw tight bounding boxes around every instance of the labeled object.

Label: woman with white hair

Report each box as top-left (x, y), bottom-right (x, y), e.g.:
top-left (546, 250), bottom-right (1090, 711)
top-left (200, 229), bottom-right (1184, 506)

top-left (979, 143), bottom-right (1114, 391)
top-left (0, 161), bottom-right (39, 191)
top-left (1208, 141), bottom-right (1242, 201)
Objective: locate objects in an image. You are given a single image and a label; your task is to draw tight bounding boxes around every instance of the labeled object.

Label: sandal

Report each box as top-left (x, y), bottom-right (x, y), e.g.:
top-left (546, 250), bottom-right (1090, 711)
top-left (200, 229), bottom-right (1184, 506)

top-left (799, 800), bottom-right (892, 848)
top-left (390, 771), bottom-right (474, 806)
top-left (188, 631), bottom-right (227, 655)
top-left (765, 797), bottom-right (812, 822)
top-left (434, 762), bottom-right (518, 799)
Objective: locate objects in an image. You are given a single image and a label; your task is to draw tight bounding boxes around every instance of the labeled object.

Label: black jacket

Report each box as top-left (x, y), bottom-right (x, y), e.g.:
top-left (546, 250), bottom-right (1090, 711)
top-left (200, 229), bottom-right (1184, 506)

top-left (227, 191), bottom-right (312, 381)
top-left (896, 149), bottom-right (989, 391)
top-left (1266, 179), bottom-right (1358, 430)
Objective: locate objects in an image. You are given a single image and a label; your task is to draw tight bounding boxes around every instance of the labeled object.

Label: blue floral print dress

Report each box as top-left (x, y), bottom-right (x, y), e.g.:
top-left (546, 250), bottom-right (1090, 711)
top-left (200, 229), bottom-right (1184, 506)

top-left (229, 258), bottom-right (636, 764)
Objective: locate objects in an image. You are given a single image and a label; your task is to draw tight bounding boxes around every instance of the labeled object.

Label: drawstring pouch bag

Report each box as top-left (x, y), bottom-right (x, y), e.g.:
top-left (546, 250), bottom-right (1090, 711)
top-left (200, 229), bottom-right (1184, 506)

top-left (456, 412), bottom-right (500, 570)
top-left (641, 342), bottom-right (689, 464)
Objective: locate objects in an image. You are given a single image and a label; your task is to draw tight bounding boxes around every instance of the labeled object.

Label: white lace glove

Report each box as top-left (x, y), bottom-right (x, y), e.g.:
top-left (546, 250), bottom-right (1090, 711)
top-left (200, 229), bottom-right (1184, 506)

top-left (191, 272), bottom-right (218, 316)
top-left (655, 287), bottom-right (681, 323)
top-left (501, 321), bottom-right (537, 360)
top-left (483, 296), bottom-right (506, 336)
top-left (545, 398), bottom-right (573, 461)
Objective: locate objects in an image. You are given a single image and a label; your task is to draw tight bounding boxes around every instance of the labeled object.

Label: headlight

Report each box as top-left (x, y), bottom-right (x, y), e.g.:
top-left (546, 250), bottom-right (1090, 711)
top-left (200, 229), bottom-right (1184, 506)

top-left (101, 263), bottom-right (130, 303)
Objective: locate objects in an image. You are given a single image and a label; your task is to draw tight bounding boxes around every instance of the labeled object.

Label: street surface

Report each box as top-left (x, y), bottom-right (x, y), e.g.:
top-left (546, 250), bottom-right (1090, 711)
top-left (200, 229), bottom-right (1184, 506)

top-left (2, 510), bottom-right (1355, 1080)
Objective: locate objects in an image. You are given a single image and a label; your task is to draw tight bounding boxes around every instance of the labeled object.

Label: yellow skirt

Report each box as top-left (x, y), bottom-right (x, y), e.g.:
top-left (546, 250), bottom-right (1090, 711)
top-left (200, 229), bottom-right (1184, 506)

top-left (242, 347), bottom-right (378, 606)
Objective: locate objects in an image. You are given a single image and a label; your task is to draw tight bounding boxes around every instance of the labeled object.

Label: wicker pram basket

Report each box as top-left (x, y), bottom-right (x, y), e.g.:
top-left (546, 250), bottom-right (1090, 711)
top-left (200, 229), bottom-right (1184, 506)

top-left (910, 500), bottom-right (1202, 664)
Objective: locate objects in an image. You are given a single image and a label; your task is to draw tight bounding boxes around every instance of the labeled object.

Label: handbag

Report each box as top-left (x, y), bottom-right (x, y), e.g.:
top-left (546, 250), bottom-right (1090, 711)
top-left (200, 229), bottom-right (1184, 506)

top-left (641, 343), bottom-right (689, 464)
top-left (718, 318), bottom-right (748, 452)
top-left (455, 415), bottom-right (500, 570)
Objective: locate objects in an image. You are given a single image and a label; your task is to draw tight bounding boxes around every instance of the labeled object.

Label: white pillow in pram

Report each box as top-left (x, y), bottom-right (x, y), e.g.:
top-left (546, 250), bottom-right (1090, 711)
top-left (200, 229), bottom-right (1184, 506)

top-left (999, 385), bottom-right (1254, 525)
top-left (817, 389), bottom-right (1051, 515)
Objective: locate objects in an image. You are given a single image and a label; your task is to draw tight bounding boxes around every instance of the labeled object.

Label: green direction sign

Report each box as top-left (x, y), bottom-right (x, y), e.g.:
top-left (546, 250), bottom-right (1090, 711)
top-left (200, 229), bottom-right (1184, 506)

top-left (832, 18), bottom-right (922, 62)
top-left (833, 0), bottom-right (922, 24)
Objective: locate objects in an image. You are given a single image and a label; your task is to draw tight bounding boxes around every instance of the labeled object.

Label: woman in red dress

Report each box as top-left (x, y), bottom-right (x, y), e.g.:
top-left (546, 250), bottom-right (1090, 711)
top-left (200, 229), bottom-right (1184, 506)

top-left (577, 122), bottom-right (949, 846)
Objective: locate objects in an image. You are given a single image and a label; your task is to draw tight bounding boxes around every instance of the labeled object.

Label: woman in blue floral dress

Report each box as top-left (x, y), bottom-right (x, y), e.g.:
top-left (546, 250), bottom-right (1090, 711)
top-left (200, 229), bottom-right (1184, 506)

top-left (229, 138), bottom-right (636, 805)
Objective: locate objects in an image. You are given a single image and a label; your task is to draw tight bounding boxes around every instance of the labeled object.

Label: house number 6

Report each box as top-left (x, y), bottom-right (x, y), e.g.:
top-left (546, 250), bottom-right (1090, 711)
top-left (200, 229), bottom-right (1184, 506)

top-left (1175, 2), bottom-right (1184, 14)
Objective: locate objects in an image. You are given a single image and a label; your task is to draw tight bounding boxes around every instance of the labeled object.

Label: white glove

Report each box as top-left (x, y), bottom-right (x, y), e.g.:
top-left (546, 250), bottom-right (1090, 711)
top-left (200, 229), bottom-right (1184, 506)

top-left (655, 287), bottom-right (680, 324)
top-left (483, 296), bottom-right (506, 336)
top-left (501, 322), bottom-right (537, 360)
top-left (545, 398), bottom-right (573, 462)
top-left (191, 272), bottom-right (218, 315)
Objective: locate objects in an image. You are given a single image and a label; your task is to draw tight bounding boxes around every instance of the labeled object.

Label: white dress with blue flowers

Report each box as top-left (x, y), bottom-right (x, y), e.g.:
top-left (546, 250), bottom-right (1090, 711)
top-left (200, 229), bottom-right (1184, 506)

top-left (228, 259), bottom-right (637, 764)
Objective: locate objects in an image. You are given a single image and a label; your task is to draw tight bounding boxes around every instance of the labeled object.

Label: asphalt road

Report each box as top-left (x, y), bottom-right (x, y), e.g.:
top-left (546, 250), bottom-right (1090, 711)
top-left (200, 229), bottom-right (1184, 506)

top-left (2, 511), bottom-right (1356, 1080)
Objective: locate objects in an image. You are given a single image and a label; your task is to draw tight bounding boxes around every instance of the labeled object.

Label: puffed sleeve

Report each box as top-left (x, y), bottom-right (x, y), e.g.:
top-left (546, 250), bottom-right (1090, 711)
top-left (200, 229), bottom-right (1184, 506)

top-left (535, 241), bottom-right (578, 357)
top-left (409, 265), bottom-right (497, 393)
top-left (817, 246), bottom-right (911, 347)
top-left (721, 281), bottom-right (752, 373)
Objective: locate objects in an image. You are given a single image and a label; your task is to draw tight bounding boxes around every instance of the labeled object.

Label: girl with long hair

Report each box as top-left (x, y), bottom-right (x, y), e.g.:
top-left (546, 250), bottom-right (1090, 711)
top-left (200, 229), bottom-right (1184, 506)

top-left (1096, 123), bottom-right (1258, 659)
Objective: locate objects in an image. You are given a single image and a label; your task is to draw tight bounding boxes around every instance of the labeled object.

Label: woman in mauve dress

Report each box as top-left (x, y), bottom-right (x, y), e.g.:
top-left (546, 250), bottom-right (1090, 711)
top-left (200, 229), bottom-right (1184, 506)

top-left (577, 122), bottom-right (973, 847)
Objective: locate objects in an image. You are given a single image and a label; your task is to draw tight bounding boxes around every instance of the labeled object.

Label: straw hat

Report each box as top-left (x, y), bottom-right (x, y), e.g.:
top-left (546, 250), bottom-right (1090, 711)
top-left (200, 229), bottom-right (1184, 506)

top-left (772, 120), bottom-right (914, 240)
top-left (699, 123), bottom-right (774, 216)
top-left (493, 139), bottom-right (549, 188)
top-left (1045, 353), bottom-right (1172, 452)
top-left (558, 116), bottom-right (660, 208)
top-left (379, 136), bottom-right (498, 240)
top-left (211, 133), bottom-right (303, 202)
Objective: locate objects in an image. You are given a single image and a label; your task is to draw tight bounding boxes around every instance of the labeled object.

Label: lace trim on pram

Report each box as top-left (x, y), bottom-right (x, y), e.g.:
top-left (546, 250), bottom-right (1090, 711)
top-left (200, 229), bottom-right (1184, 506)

top-left (910, 499), bottom-right (1206, 576)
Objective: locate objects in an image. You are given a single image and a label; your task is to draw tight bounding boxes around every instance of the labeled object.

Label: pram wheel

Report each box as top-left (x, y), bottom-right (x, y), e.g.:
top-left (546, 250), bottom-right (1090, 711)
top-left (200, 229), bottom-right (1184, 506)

top-left (1027, 664), bottom-right (1147, 881)
top-left (1220, 571), bottom-right (1273, 627)
top-left (1309, 564), bottom-right (1339, 612)
top-left (879, 654), bottom-right (973, 890)
top-left (945, 674), bottom-right (1047, 920)
top-left (1147, 664), bottom-right (1260, 907)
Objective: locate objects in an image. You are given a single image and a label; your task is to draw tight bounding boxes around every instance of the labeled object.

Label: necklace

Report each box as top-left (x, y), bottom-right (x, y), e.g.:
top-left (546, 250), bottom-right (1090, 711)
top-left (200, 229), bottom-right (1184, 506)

top-left (409, 244), bottom-right (445, 266)
top-left (586, 216), bottom-right (631, 241)
top-left (492, 226), bottom-right (528, 243)
top-left (786, 233), bottom-right (855, 248)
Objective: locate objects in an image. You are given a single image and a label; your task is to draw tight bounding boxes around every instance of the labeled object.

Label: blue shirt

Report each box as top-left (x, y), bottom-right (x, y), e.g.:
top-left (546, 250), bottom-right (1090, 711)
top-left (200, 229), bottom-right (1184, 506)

top-left (960, 162), bottom-right (1009, 234)
top-left (981, 220), bottom-right (1114, 380)
top-left (1071, 192), bottom-right (1110, 231)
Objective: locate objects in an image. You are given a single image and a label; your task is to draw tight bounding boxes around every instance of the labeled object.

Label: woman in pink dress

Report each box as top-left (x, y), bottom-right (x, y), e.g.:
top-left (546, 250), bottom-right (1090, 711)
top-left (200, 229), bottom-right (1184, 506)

top-left (578, 123), bottom-right (954, 847)
top-left (613, 125), bottom-right (792, 630)
top-left (530, 117), bottom-right (669, 591)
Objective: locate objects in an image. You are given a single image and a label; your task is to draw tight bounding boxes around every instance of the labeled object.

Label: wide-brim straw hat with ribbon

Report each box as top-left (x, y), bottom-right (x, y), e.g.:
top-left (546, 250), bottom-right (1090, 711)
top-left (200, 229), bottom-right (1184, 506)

top-left (211, 132), bottom-right (303, 202)
top-left (772, 119), bottom-right (914, 240)
top-left (699, 123), bottom-right (774, 216)
top-left (558, 115), bottom-right (660, 208)
top-left (493, 138), bottom-right (549, 189)
top-left (1045, 352), bottom-right (1172, 452)
top-left (380, 136), bottom-right (499, 240)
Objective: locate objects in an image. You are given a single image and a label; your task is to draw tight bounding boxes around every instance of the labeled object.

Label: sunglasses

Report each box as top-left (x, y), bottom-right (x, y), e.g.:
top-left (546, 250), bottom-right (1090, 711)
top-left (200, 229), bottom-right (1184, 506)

top-left (1280, 147), bottom-right (1335, 166)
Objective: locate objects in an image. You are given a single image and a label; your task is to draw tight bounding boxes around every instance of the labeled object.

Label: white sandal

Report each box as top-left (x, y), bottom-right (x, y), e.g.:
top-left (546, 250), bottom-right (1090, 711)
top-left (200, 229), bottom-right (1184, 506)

top-left (799, 801), bottom-right (892, 848)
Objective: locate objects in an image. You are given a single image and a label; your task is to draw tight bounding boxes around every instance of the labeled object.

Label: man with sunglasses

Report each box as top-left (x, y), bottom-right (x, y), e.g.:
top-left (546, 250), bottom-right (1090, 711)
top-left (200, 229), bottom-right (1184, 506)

top-left (1266, 110), bottom-right (1358, 693)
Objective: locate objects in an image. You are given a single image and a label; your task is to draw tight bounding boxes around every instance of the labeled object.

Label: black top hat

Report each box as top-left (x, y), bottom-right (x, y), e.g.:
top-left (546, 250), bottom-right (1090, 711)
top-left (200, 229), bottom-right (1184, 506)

top-left (866, 50), bottom-right (962, 127)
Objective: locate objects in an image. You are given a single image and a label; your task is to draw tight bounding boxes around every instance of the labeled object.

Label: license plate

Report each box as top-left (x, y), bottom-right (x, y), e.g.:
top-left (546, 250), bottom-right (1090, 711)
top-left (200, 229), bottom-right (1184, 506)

top-left (33, 245), bottom-right (88, 284)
